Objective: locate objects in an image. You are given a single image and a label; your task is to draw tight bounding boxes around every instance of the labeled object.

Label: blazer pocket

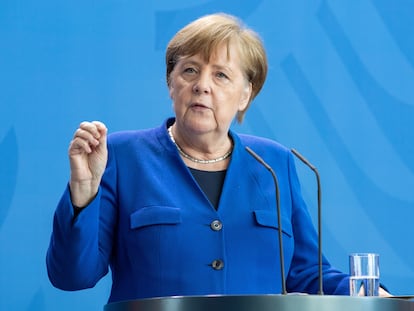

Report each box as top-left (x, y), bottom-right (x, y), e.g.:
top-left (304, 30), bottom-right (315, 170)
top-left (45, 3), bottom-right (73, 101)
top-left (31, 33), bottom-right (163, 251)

top-left (253, 209), bottom-right (292, 237)
top-left (130, 206), bottom-right (182, 229)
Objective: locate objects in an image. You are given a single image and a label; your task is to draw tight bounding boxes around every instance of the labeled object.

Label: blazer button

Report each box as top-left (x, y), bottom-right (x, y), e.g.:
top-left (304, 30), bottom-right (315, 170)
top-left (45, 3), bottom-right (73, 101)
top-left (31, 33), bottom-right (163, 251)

top-left (211, 259), bottom-right (224, 270)
top-left (210, 220), bottom-right (223, 231)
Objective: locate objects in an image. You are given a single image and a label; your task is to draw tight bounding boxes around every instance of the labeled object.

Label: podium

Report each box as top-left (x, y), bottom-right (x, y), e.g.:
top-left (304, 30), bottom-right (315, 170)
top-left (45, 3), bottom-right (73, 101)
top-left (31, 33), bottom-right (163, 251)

top-left (104, 295), bottom-right (414, 311)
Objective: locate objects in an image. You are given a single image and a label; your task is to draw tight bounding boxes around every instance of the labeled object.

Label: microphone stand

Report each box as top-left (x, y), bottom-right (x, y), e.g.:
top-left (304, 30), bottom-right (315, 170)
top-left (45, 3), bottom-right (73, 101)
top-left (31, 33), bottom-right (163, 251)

top-left (245, 146), bottom-right (287, 295)
top-left (291, 148), bottom-right (324, 295)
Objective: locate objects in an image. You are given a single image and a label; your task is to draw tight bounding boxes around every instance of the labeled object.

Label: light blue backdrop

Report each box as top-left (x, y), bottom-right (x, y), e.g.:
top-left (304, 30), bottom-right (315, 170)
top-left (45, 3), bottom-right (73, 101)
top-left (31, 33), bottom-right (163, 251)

top-left (1, 0), bottom-right (413, 309)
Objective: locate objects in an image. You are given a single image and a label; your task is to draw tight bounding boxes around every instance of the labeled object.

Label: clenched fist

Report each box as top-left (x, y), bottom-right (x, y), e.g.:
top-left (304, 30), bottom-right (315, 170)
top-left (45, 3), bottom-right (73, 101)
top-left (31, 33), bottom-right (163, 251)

top-left (68, 121), bottom-right (108, 208)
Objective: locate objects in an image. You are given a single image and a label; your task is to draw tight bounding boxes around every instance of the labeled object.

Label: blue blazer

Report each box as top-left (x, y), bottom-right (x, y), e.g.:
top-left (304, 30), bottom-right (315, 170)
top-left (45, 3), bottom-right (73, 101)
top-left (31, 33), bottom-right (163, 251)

top-left (46, 118), bottom-right (349, 303)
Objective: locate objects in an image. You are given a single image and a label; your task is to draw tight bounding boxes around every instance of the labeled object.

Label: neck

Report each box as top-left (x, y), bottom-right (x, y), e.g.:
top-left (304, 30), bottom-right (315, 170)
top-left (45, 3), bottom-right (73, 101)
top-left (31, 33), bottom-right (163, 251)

top-left (168, 124), bottom-right (233, 167)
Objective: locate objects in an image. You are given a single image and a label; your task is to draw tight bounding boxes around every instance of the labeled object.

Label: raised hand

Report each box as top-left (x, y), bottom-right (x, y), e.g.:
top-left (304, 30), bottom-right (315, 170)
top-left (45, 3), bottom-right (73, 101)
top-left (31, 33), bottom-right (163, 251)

top-left (68, 121), bottom-right (108, 208)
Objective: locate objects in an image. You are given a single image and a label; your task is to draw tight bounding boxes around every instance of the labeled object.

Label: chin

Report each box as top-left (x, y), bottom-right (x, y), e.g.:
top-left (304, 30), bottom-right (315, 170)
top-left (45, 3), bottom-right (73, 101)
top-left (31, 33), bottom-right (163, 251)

top-left (184, 121), bottom-right (216, 134)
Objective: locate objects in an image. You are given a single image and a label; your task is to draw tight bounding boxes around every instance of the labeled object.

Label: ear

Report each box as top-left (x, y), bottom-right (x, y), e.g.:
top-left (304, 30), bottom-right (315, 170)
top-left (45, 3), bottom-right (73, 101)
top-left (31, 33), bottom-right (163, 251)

top-left (168, 84), bottom-right (175, 100)
top-left (239, 82), bottom-right (252, 111)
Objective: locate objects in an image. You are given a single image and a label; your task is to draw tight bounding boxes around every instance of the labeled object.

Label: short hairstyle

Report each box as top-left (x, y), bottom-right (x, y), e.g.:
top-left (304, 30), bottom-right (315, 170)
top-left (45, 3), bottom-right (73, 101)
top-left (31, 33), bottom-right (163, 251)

top-left (166, 13), bottom-right (268, 123)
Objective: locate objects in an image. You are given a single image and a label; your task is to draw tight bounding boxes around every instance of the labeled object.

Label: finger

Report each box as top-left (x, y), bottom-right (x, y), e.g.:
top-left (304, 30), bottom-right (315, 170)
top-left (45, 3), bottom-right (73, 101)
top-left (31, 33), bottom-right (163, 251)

top-left (74, 128), bottom-right (100, 148)
top-left (91, 121), bottom-right (107, 133)
top-left (69, 137), bottom-right (93, 154)
top-left (379, 287), bottom-right (392, 297)
top-left (79, 121), bottom-right (103, 140)
top-left (91, 121), bottom-right (108, 143)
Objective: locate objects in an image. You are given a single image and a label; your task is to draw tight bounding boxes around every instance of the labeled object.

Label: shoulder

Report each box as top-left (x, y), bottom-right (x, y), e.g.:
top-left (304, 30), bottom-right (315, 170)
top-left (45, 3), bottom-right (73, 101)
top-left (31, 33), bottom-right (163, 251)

top-left (236, 133), bottom-right (290, 155)
top-left (104, 120), bottom-right (173, 158)
top-left (107, 125), bottom-right (162, 147)
top-left (232, 132), bottom-right (295, 171)
top-left (108, 128), bottom-right (154, 143)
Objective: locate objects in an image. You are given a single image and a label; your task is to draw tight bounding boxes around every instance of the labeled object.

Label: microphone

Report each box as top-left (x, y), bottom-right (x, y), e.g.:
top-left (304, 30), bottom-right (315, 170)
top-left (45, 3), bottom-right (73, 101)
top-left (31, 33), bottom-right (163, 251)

top-left (291, 148), bottom-right (324, 295)
top-left (245, 146), bottom-right (287, 295)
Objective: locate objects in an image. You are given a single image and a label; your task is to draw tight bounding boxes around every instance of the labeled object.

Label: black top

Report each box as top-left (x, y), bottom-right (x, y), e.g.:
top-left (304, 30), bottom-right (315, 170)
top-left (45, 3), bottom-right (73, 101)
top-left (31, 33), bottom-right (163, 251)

top-left (189, 168), bottom-right (227, 210)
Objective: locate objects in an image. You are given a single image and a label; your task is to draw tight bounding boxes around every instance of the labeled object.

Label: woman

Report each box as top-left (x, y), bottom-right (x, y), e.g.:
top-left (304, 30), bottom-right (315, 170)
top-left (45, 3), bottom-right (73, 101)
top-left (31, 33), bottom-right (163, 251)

top-left (47, 13), bottom-right (352, 303)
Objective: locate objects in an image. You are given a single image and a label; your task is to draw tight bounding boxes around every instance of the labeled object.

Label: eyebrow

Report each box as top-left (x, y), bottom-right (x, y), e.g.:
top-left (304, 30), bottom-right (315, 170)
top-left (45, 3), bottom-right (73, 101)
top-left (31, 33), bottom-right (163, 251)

top-left (178, 58), bottom-right (235, 74)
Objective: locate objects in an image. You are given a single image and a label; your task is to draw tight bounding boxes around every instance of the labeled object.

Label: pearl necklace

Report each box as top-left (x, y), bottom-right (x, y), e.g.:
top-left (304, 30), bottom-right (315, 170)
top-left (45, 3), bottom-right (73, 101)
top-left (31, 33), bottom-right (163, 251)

top-left (167, 126), bottom-right (232, 164)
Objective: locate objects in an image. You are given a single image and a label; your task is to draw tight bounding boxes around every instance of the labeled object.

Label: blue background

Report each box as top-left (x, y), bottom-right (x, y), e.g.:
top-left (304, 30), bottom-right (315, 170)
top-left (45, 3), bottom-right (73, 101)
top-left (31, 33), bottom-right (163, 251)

top-left (1, 0), bottom-right (413, 309)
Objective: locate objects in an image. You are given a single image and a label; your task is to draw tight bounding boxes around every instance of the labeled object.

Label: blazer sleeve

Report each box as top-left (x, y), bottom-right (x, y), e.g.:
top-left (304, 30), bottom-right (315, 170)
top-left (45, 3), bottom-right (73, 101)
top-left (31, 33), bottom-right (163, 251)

top-left (46, 143), bottom-right (118, 291)
top-left (285, 152), bottom-right (350, 295)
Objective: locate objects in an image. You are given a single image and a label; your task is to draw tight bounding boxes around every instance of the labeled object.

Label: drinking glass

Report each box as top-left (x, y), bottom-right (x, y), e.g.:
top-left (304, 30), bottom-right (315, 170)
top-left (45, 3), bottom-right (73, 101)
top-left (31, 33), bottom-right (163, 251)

top-left (349, 253), bottom-right (380, 296)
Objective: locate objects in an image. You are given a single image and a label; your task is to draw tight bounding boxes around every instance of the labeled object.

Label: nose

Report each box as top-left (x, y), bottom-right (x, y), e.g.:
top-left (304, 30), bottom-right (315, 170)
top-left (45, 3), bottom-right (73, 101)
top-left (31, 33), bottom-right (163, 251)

top-left (193, 72), bottom-right (211, 94)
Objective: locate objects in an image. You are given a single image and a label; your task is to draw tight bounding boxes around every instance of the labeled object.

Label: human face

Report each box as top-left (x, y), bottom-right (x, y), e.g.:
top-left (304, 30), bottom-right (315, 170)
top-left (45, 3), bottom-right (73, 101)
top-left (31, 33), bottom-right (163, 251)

top-left (168, 44), bottom-right (252, 136)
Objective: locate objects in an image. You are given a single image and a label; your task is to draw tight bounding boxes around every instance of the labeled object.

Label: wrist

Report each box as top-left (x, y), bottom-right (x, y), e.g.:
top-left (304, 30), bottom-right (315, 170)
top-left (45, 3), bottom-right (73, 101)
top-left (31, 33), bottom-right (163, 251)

top-left (69, 179), bottom-right (100, 208)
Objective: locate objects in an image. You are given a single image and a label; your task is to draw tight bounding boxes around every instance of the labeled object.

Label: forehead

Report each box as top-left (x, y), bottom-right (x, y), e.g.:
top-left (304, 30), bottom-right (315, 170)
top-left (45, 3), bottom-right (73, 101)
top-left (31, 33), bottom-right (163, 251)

top-left (178, 43), bottom-right (242, 67)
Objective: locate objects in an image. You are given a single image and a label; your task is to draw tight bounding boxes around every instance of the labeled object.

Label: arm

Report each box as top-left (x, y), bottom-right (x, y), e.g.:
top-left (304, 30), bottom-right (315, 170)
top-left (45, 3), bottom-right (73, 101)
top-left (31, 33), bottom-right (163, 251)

top-left (46, 186), bottom-right (114, 289)
top-left (46, 121), bottom-right (117, 290)
top-left (285, 152), bottom-right (350, 295)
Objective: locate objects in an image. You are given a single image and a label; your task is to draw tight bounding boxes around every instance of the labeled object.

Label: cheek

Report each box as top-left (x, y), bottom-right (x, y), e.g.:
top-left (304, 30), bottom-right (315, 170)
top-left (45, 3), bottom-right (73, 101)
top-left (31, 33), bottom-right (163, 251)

top-left (169, 78), bottom-right (190, 100)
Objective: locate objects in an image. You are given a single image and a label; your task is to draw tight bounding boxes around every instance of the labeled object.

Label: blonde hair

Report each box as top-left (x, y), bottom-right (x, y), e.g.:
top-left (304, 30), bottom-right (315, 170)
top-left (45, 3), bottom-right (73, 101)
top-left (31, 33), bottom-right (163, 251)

top-left (166, 13), bottom-right (268, 123)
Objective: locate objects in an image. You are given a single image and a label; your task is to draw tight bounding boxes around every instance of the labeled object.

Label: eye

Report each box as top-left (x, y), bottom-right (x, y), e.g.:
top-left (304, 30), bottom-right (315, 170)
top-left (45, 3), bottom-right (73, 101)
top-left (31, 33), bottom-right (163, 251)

top-left (216, 71), bottom-right (229, 80)
top-left (183, 67), bottom-right (197, 75)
